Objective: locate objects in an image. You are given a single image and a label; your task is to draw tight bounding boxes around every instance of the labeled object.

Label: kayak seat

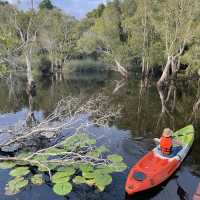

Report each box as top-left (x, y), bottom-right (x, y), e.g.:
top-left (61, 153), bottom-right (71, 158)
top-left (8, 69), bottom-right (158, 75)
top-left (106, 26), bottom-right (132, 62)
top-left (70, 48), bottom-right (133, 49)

top-left (157, 146), bottom-right (182, 158)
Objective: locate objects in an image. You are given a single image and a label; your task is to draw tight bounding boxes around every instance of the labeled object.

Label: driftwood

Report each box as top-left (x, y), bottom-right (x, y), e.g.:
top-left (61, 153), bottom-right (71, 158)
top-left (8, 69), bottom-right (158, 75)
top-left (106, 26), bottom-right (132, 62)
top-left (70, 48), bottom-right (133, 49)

top-left (0, 94), bottom-right (121, 150)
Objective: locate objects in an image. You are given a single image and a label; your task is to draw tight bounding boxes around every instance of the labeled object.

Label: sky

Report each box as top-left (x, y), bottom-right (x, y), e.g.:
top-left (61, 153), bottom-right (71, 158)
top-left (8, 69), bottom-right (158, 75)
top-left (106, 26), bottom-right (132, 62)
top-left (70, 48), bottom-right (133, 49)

top-left (6, 0), bottom-right (107, 19)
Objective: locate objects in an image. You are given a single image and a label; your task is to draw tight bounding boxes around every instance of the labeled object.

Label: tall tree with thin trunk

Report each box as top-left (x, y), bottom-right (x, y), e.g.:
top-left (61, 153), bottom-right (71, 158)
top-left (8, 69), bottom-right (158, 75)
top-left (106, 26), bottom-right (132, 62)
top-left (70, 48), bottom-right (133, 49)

top-left (151, 0), bottom-right (200, 86)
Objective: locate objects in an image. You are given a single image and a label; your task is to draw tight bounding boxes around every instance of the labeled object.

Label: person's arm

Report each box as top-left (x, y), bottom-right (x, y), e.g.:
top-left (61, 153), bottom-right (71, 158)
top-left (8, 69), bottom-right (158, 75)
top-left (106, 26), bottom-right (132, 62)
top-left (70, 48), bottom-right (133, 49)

top-left (153, 138), bottom-right (160, 145)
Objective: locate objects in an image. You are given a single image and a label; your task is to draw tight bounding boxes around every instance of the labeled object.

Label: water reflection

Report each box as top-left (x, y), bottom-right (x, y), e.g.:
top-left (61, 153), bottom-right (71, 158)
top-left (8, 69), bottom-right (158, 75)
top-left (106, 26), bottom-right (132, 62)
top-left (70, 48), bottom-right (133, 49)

top-left (0, 72), bottom-right (200, 200)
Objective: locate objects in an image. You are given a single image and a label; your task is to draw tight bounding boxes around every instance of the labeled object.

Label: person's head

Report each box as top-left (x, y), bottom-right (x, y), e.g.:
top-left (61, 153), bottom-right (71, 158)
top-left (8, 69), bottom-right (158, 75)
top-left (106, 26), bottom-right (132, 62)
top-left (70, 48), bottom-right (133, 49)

top-left (162, 128), bottom-right (173, 138)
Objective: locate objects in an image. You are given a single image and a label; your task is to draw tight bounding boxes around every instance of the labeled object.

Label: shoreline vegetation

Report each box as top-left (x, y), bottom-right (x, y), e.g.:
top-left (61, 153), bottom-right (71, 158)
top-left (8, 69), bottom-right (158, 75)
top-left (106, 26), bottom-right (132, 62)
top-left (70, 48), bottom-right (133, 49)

top-left (0, 0), bottom-right (200, 86)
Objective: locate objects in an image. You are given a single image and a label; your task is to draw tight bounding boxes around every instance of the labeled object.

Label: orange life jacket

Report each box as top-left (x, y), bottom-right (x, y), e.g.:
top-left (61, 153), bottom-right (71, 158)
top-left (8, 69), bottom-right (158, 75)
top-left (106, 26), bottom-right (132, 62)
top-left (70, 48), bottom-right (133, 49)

top-left (160, 136), bottom-right (172, 155)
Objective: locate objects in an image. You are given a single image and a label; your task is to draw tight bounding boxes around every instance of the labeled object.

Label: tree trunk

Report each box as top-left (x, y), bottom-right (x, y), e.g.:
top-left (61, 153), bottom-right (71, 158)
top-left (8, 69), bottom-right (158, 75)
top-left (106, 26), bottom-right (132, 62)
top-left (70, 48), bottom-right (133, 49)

top-left (114, 59), bottom-right (128, 79)
top-left (157, 56), bottom-right (171, 86)
top-left (25, 53), bottom-right (33, 85)
top-left (142, 57), bottom-right (150, 79)
top-left (25, 52), bottom-right (35, 96)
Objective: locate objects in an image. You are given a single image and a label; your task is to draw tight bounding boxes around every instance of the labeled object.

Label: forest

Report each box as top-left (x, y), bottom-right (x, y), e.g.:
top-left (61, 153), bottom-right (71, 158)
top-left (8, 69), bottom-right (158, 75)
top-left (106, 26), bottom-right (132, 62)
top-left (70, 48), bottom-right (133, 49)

top-left (1, 0), bottom-right (200, 87)
top-left (0, 0), bottom-right (200, 199)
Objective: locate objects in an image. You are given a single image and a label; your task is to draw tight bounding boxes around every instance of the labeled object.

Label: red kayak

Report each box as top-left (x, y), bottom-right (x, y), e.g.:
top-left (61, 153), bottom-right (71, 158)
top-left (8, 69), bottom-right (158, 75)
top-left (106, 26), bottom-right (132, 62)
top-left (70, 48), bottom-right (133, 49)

top-left (125, 125), bottom-right (194, 195)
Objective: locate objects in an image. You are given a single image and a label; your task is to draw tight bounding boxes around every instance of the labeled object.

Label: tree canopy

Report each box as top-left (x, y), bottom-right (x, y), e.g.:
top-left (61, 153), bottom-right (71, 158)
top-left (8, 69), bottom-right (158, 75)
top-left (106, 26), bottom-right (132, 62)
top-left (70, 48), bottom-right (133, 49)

top-left (39, 0), bottom-right (54, 10)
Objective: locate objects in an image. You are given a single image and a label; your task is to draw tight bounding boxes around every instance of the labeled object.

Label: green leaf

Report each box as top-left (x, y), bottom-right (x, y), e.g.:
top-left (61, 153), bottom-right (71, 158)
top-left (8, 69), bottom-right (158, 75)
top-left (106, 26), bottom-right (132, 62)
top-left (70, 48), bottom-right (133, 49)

top-left (85, 179), bottom-right (95, 186)
top-left (57, 166), bottom-right (75, 176)
top-left (33, 155), bottom-right (49, 161)
top-left (5, 177), bottom-right (28, 195)
top-left (53, 182), bottom-right (72, 196)
top-left (73, 176), bottom-right (86, 184)
top-left (94, 173), bottom-right (112, 189)
top-left (0, 161), bottom-right (16, 169)
top-left (87, 138), bottom-right (96, 145)
top-left (96, 183), bottom-right (105, 192)
top-left (31, 174), bottom-right (44, 185)
top-left (107, 154), bottom-right (123, 162)
top-left (9, 167), bottom-right (30, 177)
top-left (110, 162), bottom-right (127, 172)
top-left (96, 165), bottom-right (114, 173)
top-left (52, 172), bottom-right (70, 183)
top-left (79, 164), bottom-right (94, 172)
top-left (87, 150), bottom-right (100, 158)
top-left (17, 151), bottom-right (32, 159)
top-left (82, 172), bottom-right (95, 179)
top-left (38, 166), bottom-right (49, 172)
top-left (97, 145), bottom-right (109, 153)
top-left (93, 167), bottom-right (113, 175)
top-left (37, 163), bottom-right (58, 172)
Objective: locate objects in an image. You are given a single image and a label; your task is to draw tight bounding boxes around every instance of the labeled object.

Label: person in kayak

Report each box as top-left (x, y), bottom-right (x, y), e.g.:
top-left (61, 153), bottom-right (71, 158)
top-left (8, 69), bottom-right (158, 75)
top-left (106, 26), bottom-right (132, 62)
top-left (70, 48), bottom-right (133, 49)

top-left (154, 128), bottom-right (182, 155)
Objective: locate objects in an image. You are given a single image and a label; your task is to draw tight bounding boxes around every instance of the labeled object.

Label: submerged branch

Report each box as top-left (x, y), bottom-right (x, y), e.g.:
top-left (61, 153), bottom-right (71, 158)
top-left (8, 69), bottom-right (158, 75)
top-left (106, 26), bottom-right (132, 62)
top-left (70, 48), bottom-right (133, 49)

top-left (0, 94), bottom-right (121, 150)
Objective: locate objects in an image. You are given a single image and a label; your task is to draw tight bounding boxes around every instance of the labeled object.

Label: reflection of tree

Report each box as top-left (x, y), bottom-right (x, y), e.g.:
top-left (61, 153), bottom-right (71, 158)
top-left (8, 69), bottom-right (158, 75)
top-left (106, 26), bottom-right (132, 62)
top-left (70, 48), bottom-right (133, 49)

top-left (137, 78), bottom-right (149, 126)
top-left (7, 72), bottom-right (16, 102)
top-left (112, 79), bottom-right (126, 94)
top-left (26, 85), bottom-right (37, 126)
top-left (156, 82), bottom-right (176, 129)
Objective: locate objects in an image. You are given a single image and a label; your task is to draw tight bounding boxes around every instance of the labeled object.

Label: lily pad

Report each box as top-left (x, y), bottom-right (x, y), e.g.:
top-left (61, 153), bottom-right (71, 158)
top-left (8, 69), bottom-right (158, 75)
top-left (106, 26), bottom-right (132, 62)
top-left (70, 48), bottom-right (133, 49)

top-left (95, 166), bottom-right (113, 174)
top-left (79, 164), bottom-right (94, 172)
top-left (86, 138), bottom-right (96, 145)
top-left (53, 182), bottom-right (72, 196)
top-left (82, 172), bottom-right (95, 179)
top-left (94, 173), bottom-right (112, 187)
top-left (96, 184), bottom-right (105, 192)
top-left (110, 162), bottom-right (127, 172)
top-left (37, 163), bottom-right (58, 172)
top-left (17, 152), bottom-right (32, 159)
top-left (5, 177), bottom-right (28, 195)
top-left (52, 172), bottom-right (70, 183)
top-left (73, 176), bottom-right (86, 184)
top-left (33, 155), bottom-right (49, 162)
top-left (97, 145), bottom-right (109, 153)
top-left (9, 167), bottom-right (30, 177)
top-left (31, 174), bottom-right (44, 185)
top-left (107, 154), bottom-right (123, 163)
top-left (85, 179), bottom-right (95, 186)
top-left (57, 166), bottom-right (75, 176)
top-left (0, 161), bottom-right (16, 169)
top-left (87, 150), bottom-right (100, 158)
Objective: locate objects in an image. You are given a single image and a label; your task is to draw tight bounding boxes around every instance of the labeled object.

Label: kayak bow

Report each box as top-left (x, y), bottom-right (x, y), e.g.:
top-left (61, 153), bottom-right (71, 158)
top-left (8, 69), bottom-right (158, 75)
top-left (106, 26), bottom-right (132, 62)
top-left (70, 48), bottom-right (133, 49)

top-left (125, 125), bottom-right (194, 195)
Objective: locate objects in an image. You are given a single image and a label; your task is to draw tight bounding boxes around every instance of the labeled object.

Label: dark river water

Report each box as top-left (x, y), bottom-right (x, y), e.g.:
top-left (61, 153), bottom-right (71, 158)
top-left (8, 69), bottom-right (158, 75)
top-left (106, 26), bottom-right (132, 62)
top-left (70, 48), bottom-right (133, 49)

top-left (0, 72), bottom-right (200, 200)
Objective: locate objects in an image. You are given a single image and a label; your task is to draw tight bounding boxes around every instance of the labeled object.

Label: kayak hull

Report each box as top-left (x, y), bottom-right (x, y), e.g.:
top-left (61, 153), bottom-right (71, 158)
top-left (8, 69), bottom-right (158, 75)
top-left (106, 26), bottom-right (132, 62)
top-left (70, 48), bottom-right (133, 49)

top-left (125, 150), bottom-right (181, 195)
top-left (125, 125), bottom-right (194, 195)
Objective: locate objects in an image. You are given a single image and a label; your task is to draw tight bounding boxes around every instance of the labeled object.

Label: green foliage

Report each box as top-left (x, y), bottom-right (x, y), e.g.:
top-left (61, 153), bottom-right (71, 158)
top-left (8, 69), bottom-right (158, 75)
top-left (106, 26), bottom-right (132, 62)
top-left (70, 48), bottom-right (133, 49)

top-left (5, 177), bottom-right (28, 195)
top-left (9, 167), bottom-right (30, 177)
top-left (2, 133), bottom-right (127, 197)
top-left (107, 154), bottom-right (123, 162)
top-left (65, 59), bottom-right (106, 73)
top-left (52, 171), bottom-right (71, 183)
top-left (109, 162), bottom-right (128, 172)
top-left (39, 0), bottom-right (54, 10)
top-left (53, 182), bottom-right (72, 196)
top-left (0, 162), bottom-right (16, 169)
top-left (0, 0), bottom-right (200, 78)
top-left (72, 176), bottom-right (86, 184)
top-left (94, 173), bottom-right (112, 191)
top-left (31, 174), bottom-right (44, 185)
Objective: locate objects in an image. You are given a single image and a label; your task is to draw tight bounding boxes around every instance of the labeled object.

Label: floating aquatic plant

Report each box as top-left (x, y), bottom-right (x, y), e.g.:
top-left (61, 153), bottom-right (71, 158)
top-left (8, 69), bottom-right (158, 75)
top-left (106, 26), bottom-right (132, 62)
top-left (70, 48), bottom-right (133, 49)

top-left (0, 133), bottom-right (127, 196)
